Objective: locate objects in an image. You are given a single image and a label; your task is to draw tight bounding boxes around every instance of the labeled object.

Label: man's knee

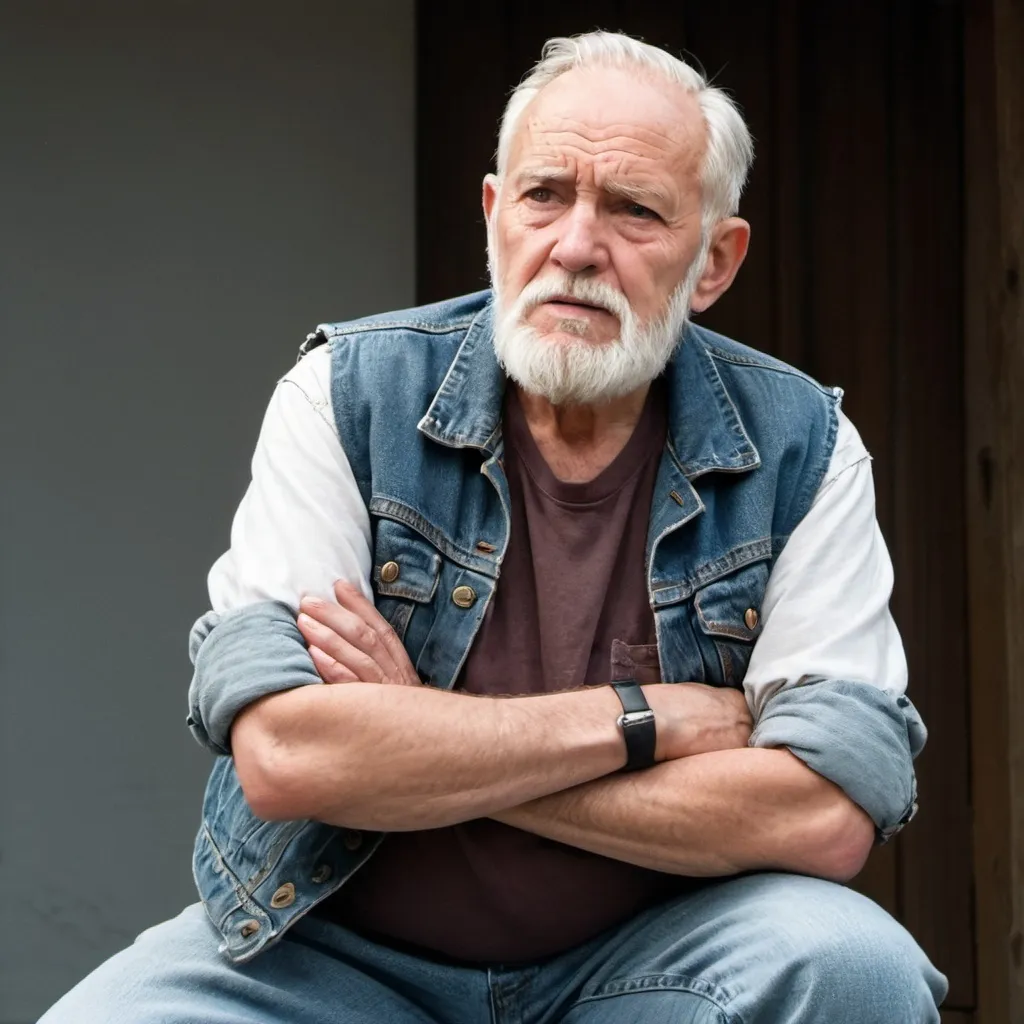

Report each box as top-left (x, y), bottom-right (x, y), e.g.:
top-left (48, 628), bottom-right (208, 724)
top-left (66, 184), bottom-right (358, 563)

top-left (741, 875), bottom-right (947, 1021)
top-left (610, 875), bottom-right (945, 1023)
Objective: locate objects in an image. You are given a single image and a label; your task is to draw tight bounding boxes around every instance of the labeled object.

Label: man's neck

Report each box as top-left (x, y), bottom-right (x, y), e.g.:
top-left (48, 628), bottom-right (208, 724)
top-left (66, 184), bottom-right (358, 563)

top-left (514, 383), bottom-right (652, 483)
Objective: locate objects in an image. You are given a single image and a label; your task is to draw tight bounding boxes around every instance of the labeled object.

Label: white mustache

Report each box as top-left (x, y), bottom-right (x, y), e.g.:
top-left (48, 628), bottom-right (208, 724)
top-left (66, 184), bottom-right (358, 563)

top-left (515, 275), bottom-right (633, 325)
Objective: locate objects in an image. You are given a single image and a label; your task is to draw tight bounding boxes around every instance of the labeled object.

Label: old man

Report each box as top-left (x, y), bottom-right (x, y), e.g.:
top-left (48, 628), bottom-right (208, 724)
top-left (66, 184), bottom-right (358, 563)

top-left (43, 30), bottom-right (945, 1023)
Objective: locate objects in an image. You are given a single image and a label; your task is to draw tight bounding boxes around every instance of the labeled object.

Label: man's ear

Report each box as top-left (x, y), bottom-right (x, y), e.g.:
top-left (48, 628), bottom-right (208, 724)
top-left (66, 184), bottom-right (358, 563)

top-left (482, 173), bottom-right (500, 223)
top-left (689, 218), bottom-right (751, 313)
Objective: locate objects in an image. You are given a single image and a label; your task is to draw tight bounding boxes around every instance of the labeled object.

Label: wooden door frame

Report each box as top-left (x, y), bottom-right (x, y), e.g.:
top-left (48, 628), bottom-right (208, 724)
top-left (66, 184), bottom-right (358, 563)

top-left (964, 1), bottom-right (1024, 1021)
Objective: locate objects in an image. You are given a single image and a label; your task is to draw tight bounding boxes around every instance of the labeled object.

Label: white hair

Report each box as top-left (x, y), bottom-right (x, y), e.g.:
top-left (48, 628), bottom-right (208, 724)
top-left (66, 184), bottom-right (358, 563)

top-left (496, 31), bottom-right (754, 232)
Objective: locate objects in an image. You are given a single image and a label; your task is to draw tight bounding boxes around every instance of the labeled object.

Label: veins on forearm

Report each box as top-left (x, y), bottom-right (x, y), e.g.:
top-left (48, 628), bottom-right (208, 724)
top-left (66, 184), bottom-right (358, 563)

top-left (493, 761), bottom-right (742, 876)
top-left (492, 747), bottom-right (858, 878)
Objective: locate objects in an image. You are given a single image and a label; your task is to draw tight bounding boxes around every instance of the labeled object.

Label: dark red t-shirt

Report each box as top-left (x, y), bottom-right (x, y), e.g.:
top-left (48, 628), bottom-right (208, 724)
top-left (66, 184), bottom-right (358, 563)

top-left (316, 382), bottom-right (686, 962)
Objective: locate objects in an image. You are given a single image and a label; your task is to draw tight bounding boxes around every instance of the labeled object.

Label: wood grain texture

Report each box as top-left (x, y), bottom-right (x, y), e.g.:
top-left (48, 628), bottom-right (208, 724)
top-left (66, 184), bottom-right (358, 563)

top-left (415, 1), bottom-right (505, 303)
top-left (794, 0), bottom-right (902, 921)
top-left (889, 1), bottom-right (974, 1006)
top-left (680, 0), bottom-right (775, 351)
top-left (768, 0), bottom-right (808, 372)
top-left (940, 1011), bottom-right (974, 1024)
top-left (965, 0), bottom-right (1024, 1020)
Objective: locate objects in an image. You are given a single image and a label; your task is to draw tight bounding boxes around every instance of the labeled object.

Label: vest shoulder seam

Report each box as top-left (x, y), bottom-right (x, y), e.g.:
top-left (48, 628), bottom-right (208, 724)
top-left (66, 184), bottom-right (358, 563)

top-left (320, 317), bottom-right (476, 339)
top-left (701, 342), bottom-right (837, 398)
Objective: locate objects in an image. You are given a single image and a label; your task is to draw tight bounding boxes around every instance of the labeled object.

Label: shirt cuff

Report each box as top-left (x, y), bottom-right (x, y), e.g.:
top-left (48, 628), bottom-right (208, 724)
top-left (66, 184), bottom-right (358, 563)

top-left (186, 601), bottom-right (322, 755)
top-left (749, 678), bottom-right (925, 841)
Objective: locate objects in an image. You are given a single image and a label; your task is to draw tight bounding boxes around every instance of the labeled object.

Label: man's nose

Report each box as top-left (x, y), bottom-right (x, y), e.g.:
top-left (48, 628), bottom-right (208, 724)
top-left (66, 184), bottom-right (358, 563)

top-left (549, 203), bottom-right (608, 275)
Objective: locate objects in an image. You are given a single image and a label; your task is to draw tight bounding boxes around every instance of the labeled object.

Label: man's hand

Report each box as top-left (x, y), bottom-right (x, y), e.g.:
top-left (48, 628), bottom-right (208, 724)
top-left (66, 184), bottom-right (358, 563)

top-left (297, 581), bottom-right (420, 686)
top-left (297, 582), bottom-right (751, 760)
top-left (644, 683), bottom-right (752, 760)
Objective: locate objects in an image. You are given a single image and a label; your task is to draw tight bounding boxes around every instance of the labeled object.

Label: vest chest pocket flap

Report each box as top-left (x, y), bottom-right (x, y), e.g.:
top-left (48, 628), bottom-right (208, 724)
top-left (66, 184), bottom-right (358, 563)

top-left (372, 518), bottom-right (442, 646)
top-left (692, 559), bottom-right (769, 686)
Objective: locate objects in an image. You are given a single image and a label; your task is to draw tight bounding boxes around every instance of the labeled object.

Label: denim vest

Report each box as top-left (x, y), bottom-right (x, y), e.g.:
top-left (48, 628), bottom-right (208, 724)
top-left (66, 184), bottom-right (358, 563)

top-left (188, 291), bottom-right (919, 964)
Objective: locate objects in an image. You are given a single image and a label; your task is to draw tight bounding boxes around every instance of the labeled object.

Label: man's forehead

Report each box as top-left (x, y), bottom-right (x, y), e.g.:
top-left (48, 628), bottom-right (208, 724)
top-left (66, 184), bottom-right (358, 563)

top-left (507, 67), bottom-right (706, 179)
top-left (511, 162), bottom-right (674, 203)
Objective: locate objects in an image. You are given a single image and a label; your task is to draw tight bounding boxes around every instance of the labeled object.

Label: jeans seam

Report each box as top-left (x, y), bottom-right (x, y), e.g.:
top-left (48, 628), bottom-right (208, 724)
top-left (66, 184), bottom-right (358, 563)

top-left (571, 973), bottom-right (742, 1023)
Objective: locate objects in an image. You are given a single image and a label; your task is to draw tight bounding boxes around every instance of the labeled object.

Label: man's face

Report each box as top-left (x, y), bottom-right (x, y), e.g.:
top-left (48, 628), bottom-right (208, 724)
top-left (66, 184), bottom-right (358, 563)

top-left (484, 66), bottom-right (710, 404)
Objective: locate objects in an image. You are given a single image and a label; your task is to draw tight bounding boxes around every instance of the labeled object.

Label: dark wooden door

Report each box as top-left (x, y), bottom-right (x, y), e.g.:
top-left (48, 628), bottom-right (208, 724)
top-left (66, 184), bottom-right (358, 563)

top-left (417, 2), bottom-right (972, 1015)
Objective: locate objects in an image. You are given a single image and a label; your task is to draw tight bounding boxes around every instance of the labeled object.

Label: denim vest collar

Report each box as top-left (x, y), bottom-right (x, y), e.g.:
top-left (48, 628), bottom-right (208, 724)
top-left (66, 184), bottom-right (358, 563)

top-left (417, 300), bottom-right (505, 453)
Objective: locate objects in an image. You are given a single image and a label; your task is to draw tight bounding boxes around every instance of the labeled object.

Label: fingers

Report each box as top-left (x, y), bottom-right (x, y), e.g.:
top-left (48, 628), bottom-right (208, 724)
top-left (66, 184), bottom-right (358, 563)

top-left (298, 591), bottom-right (401, 675)
top-left (308, 644), bottom-right (359, 684)
top-left (296, 582), bottom-right (420, 687)
top-left (332, 580), bottom-right (421, 686)
top-left (297, 609), bottom-right (392, 683)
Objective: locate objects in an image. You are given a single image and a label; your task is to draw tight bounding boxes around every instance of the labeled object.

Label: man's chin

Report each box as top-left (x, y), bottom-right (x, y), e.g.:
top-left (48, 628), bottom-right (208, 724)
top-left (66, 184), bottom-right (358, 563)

top-left (520, 305), bottom-right (617, 343)
top-left (527, 325), bottom-right (620, 348)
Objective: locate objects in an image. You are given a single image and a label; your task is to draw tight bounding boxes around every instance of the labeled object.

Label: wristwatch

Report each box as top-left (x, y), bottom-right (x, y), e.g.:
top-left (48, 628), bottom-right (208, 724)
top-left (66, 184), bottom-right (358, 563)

top-left (610, 679), bottom-right (657, 771)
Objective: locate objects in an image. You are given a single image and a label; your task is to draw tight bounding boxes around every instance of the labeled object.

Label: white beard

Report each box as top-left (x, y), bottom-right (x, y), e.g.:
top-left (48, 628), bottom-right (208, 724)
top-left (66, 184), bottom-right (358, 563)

top-left (488, 233), bottom-right (710, 406)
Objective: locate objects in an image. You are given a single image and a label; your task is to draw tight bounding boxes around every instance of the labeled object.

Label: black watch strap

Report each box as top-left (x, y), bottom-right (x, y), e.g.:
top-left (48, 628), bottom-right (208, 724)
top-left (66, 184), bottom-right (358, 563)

top-left (611, 679), bottom-right (657, 771)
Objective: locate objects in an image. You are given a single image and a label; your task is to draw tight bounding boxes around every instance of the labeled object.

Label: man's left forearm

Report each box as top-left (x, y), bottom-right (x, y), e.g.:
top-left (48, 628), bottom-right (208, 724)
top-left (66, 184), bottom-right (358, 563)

top-left (493, 745), bottom-right (874, 882)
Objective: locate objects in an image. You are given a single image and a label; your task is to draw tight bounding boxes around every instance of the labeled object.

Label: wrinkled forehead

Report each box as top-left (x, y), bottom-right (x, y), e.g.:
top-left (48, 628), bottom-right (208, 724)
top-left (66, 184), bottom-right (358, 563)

top-left (505, 66), bottom-right (707, 188)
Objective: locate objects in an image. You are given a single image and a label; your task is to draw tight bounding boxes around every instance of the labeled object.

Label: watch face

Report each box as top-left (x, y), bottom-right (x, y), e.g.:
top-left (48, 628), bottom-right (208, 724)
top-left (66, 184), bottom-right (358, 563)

top-left (619, 709), bottom-right (655, 729)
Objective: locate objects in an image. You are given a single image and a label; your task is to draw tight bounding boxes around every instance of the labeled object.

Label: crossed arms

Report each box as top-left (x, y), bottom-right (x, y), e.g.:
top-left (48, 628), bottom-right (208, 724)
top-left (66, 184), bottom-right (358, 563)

top-left (187, 351), bottom-right (923, 888)
top-left (231, 583), bottom-right (874, 882)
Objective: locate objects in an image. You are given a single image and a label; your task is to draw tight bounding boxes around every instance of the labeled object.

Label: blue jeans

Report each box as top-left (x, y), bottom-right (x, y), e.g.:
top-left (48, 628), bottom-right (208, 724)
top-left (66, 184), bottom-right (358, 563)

top-left (39, 873), bottom-right (946, 1023)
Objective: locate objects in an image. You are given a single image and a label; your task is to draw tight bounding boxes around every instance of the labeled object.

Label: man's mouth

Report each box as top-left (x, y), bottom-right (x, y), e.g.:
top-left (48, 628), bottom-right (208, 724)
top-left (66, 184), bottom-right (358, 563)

top-left (544, 296), bottom-right (607, 313)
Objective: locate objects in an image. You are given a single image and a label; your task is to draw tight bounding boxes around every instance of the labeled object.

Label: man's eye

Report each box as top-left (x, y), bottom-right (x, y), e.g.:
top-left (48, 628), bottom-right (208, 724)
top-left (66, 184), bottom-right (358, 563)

top-left (525, 188), bottom-right (553, 203)
top-left (625, 202), bottom-right (659, 220)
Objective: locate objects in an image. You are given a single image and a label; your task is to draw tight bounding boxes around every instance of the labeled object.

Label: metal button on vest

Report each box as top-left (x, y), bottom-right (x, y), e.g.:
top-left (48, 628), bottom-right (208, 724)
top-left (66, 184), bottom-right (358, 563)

top-left (270, 882), bottom-right (296, 909)
top-left (452, 585), bottom-right (477, 608)
top-left (311, 863), bottom-right (333, 884)
top-left (239, 919), bottom-right (260, 938)
top-left (380, 561), bottom-right (400, 584)
top-left (343, 830), bottom-right (363, 851)
top-left (744, 608), bottom-right (759, 630)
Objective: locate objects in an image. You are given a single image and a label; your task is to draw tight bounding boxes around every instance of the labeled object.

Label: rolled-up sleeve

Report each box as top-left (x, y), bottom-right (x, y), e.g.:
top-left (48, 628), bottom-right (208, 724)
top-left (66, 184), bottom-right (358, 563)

top-left (186, 601), bottom-right (321, 755)
top-left (745, 410), bottom-right (923, 839)
top-left (186, 345), bottom-right (372, 754)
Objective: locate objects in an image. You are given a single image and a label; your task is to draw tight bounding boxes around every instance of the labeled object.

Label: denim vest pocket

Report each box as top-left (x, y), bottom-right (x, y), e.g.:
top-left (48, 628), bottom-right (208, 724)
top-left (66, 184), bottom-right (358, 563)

top-left (372, 518), bottom-right (442, 641)
top-left (693, 559), bottom-right (769, 685)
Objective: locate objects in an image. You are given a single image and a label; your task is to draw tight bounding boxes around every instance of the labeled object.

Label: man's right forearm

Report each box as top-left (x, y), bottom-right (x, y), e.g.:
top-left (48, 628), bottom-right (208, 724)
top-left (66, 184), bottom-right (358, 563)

top-left (231, 682), bottom-right (627, 829)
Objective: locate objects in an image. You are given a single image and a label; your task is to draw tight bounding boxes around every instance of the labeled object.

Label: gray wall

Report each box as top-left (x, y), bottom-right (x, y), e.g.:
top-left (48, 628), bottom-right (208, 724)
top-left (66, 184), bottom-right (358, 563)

top-left (0, 3), bottom-right (415, 1018)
